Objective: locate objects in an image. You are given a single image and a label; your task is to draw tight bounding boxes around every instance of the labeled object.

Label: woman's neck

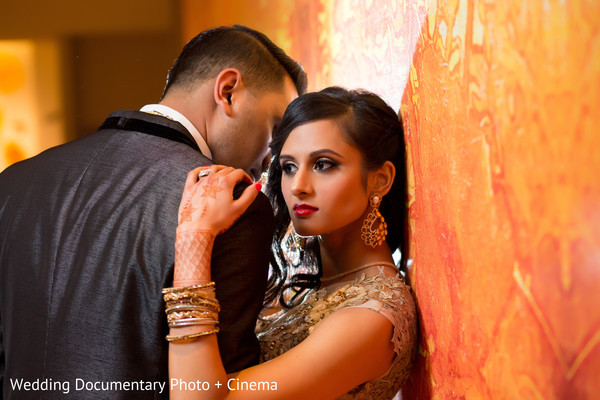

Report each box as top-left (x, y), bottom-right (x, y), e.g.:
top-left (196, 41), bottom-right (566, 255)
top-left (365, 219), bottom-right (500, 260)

top-left (318, 222), bottom-right (395, 280)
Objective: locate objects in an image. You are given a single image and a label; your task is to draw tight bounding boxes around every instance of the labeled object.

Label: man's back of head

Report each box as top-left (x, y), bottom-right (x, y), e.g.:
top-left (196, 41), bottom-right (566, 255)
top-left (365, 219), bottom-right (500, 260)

top-left (162, 25), bottom-right (307, 99)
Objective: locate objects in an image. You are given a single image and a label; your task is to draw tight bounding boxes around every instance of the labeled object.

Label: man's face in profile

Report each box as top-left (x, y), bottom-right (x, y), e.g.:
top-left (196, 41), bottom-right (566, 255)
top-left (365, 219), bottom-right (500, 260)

top-left (211, 76), bottom-right (298, 182)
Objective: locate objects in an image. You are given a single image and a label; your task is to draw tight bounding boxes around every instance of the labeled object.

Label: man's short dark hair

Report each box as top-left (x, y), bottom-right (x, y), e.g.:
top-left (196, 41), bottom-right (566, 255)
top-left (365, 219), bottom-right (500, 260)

top-left (162, 25), bottom-right (307, 98)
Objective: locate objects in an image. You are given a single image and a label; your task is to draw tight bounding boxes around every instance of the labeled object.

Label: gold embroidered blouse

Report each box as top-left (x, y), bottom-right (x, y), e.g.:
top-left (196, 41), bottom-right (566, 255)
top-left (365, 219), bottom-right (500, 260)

top-left (256, 271), bottom-right (417, 399)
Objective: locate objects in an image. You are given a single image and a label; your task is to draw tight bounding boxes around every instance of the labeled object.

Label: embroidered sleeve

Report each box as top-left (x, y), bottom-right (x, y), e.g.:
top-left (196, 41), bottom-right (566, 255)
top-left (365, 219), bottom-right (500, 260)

top-left (342, 275), bottom-right (418, 357)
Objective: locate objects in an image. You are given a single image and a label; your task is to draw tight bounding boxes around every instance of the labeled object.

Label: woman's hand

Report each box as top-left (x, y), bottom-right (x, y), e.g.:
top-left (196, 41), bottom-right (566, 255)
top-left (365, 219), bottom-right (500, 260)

top-left (177, 165), bottom-right (261, 235)
top-left (173, 166), bottom-right (261, 287)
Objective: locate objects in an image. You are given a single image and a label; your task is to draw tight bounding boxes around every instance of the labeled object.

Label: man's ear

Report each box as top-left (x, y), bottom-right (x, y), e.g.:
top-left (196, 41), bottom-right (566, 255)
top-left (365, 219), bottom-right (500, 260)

top-left (368, 161), bottom-right (396, 197)
top-left (213, 68), bottom-right (243, 116)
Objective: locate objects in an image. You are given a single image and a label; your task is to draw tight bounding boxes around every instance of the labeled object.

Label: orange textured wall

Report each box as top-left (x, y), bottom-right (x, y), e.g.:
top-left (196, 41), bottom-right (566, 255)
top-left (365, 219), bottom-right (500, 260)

top-left (181, 1), bottom-right (600, 398)
top-left (403, 1), bottom-right (600, 398)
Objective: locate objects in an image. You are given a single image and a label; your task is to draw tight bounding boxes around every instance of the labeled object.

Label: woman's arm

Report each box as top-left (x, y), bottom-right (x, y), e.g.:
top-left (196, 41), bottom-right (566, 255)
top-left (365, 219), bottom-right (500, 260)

top-left (172, 304), bottom-right (395, 400)
top-left (168, 167), bottom-right (397, 399)
top-left (168, 166), bottom-right (259, 398)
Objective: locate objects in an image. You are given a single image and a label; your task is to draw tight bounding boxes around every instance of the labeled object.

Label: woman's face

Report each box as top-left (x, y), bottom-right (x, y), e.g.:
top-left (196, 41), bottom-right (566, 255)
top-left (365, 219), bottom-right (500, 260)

top-left (279, 119), bottom-right (370, 237)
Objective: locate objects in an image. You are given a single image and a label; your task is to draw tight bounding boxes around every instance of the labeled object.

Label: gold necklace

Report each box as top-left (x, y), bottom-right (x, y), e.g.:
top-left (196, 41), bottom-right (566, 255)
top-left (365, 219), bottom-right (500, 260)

top-left (320, 261), bottom-right (397, 283)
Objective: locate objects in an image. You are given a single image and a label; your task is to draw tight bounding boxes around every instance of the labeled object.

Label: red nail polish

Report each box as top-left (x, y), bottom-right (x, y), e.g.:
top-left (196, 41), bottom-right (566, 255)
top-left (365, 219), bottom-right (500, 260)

top-left (254, 183), bottom-right (262, 192)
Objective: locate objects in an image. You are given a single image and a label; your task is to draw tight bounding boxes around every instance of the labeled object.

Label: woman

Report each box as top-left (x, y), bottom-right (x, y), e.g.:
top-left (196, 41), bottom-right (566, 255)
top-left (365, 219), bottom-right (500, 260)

top-left (166, 87), bottom-right (417, 399)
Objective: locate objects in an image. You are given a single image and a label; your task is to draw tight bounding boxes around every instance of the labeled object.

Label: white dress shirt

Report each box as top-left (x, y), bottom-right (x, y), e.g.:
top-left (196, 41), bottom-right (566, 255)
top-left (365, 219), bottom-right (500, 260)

top-left (140, 104), bottom-right (212, 159)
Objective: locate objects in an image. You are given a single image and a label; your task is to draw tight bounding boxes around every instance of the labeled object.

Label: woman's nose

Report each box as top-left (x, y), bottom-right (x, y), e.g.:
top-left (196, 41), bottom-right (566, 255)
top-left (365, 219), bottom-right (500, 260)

top-left (290, 167), bottom-right (312, 197)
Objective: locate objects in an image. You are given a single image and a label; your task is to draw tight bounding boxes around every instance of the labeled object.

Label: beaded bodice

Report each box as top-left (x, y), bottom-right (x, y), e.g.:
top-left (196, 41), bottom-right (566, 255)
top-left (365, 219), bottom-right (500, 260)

top-left (255, 271), bottom-right (417, 399)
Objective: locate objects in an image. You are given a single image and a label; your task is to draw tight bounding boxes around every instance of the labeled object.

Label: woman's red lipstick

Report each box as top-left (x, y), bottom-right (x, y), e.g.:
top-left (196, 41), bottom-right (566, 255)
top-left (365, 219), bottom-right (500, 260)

top-left (293, 204), bottom-right (318, 216)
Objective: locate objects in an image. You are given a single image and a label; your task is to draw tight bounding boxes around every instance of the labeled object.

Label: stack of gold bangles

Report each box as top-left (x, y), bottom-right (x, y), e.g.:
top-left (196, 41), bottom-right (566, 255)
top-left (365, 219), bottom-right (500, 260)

top-left (162, 282), bottom-right (220, 342)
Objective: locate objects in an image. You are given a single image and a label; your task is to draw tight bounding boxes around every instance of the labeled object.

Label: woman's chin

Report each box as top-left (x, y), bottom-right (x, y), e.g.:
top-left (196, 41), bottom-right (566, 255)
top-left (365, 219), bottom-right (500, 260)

top-left (291, 224), bottom-right (315, 238)
top-left (294, 229), bottom-right (312, 238)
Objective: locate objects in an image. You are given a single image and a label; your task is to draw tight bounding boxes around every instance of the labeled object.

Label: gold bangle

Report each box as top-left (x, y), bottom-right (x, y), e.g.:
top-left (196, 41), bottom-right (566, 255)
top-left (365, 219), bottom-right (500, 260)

top-left (167, 311), bottom-right (219, 322)
top-left (166, 327), bottom-right (220, 342)
top-left (168, 318), bottom-right (218, 328)
top-left (163, 291), bottom-right (218, 303)
top-left (162, 282), bottom-right (215, 295)
top-left (188, 297), bottom-right (220, 309)
top-left (163, 290), bottom-right (216, 301)
top-left (163, 290), bottom-right (217, 302)
top-left (165, 304), bottom-right (219, 314)
top-left (165, 299), bottom-right (220, 313)
top-left (165, 297), bottom-right (218, 306)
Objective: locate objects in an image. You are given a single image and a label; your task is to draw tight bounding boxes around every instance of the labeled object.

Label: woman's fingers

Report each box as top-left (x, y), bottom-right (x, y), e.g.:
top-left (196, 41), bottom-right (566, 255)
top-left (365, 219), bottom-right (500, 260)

top-left (221, 168), bottom-right (260, 211)
top-left (185, 166), bottom-right (208, 190)
top-left (221, 168), bottom-right (254, 187)
top-left (195, 166), bottom-right (233, 185)
top-left (178, 165), bottom-right (261, 234)
top-left (195, 167), bottom-right (254, 195)
top-left (191, 165), bottom-right (252, 184)
top-left (235, 182), bottom-right (261, 213)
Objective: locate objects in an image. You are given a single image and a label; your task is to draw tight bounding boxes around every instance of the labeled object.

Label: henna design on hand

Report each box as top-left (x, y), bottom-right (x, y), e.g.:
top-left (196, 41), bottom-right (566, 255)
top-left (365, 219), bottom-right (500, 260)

top-left (180, 201), bottom-right (194, 224)
top-left (200, 176), bottom-right (224, 199)
top-left (179, 184), bottom-right (199, 224)
top-left (200, 203), bottom-right (209, 218)
top-left (174, 230), bottom-right (216, 285)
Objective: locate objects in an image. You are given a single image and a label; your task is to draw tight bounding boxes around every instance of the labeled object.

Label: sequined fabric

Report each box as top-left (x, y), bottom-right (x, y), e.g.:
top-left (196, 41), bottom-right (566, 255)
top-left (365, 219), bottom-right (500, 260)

top-left (256, 271), bottom-right (417, 399)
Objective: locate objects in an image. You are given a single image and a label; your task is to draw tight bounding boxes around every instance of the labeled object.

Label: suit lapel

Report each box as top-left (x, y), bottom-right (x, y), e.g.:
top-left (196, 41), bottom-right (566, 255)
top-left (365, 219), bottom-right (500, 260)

top-left (98, 110), bottom-right (201, 153)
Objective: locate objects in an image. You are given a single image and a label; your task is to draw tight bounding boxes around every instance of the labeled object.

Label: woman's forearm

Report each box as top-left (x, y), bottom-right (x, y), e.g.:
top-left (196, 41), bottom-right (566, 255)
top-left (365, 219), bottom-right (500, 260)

top-left (173, 229), bottom-right (216, 286)
top-left (169, 332), bottom-right (228, 399)
top-left (168, 229), bottom-right (228, 399)
top-left (167, 167), bottom-right (264, 399)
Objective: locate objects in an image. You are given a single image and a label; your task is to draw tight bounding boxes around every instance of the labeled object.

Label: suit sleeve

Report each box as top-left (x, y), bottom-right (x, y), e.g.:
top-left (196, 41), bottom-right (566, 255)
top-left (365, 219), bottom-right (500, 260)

top-left (210, 187), bottom-right (275, 372)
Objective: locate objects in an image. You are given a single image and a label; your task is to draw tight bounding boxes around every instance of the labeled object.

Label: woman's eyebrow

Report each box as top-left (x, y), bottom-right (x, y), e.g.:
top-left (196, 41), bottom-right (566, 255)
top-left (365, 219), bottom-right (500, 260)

top-left (280, 149), bottom-right (344, 162)
top-left (309, 149), bottom-right (344, 158)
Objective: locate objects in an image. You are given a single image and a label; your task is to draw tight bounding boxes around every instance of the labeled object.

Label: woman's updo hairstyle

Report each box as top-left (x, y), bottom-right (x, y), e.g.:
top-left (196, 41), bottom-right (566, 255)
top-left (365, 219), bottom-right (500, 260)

top-left (265, 86), bottom-right (408, 306)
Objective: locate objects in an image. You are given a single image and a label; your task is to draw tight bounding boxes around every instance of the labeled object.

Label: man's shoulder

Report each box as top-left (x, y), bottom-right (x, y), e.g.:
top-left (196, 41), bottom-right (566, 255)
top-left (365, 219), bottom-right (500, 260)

top-left (232, 182), bottom-right (274, 217)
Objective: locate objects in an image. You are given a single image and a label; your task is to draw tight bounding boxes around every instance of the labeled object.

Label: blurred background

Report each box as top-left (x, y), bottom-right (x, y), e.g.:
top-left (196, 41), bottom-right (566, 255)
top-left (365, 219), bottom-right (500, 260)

top-left (0, 0), bottom-right (422, 168)
top-left (1, 0), bottom-right (598, 398)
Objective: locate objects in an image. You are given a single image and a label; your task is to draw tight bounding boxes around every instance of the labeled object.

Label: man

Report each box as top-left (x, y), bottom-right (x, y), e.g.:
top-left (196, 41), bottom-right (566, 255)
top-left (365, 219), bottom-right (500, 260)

top-left (0, 25), bottom-right (306, 399)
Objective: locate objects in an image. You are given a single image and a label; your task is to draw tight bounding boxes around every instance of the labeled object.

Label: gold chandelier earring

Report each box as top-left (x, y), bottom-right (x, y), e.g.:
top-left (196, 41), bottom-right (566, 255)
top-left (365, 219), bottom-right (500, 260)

top-left (361, 194), bottom-right (388, 248)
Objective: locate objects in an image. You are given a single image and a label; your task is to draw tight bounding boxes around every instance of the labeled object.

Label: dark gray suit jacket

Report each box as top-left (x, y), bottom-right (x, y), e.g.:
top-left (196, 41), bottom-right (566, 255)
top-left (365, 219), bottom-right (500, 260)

top-left (0, 110), bottom-right (274, 399)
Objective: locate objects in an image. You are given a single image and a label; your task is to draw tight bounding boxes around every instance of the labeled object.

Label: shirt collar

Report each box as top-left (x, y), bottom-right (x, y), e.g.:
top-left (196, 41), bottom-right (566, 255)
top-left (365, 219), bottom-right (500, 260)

top-left (140, 104), bottom-right (212, 159)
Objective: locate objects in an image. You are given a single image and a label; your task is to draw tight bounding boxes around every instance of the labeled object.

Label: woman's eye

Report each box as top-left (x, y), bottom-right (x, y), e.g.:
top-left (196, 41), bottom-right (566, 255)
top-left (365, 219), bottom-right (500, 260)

top-left (281, 162), bottom-right (297, 175)
top-left (314, 159), bottom-right (337, 171)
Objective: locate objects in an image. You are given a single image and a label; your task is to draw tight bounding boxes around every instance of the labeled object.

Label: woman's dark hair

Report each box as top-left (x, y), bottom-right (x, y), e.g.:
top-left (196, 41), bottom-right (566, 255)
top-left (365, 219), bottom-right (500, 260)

top-left (265, 86), bottom-right (408, 307)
